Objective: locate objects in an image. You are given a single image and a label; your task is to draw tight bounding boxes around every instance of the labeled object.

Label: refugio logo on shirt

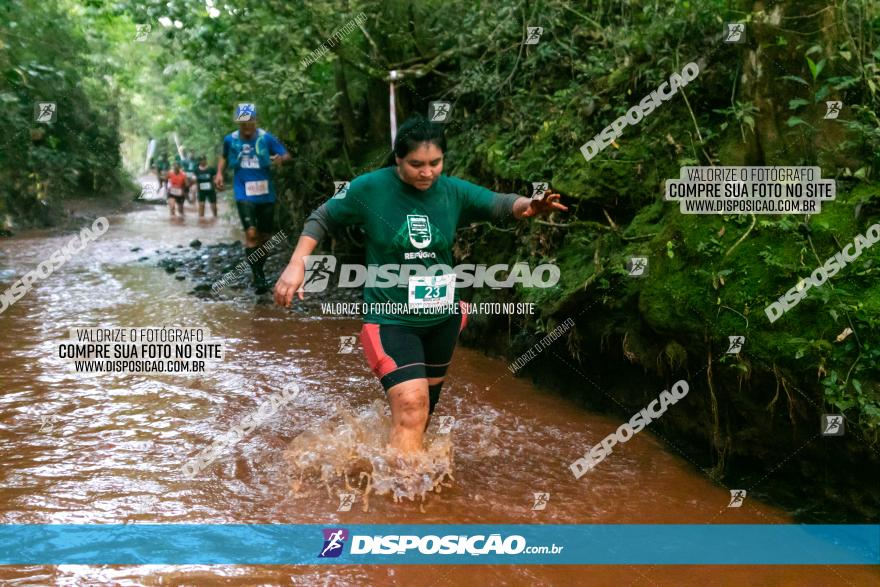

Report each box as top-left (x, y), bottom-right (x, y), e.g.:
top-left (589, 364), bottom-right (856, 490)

top-left (407, 214), bottom-right (432, 249)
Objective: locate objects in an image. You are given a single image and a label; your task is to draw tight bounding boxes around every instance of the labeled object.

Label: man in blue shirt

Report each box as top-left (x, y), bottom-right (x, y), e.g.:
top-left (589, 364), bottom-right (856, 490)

top-left (215, 105), bottom-right (291, 293)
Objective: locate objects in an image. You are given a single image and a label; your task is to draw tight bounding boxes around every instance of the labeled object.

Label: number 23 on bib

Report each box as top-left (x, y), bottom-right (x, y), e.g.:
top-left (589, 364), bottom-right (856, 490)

top-left (408, 274), bottom-right (455, 309)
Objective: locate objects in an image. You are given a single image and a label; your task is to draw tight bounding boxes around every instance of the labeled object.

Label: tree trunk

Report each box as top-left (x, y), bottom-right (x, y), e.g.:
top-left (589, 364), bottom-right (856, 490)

top-left (725, 0), bottom-right (848, 166)
top-left (334, 60), bottom-right (359, 153)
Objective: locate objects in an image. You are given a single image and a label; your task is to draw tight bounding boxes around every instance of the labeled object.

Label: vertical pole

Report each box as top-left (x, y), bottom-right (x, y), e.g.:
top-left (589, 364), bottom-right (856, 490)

top-left (144, 138), bottom-right (156, 173)
top-left (173, 132), bottom-right (183, 160)
top-left (389, 70), bottom-right (399, 147)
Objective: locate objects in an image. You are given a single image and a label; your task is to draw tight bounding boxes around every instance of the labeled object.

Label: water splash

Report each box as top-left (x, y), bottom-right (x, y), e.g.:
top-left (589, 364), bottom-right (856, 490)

top-left (284, 400), bottom-right (454, 511)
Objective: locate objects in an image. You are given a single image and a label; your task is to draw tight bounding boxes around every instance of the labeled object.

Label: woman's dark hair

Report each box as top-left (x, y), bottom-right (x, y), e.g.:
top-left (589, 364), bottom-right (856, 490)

top-left (384, 114), bottom-right (446, 166)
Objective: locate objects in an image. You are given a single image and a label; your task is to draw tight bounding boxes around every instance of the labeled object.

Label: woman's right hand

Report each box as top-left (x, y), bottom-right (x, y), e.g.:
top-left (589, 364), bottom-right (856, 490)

top-left (274, 258), bottom-right (305, 307)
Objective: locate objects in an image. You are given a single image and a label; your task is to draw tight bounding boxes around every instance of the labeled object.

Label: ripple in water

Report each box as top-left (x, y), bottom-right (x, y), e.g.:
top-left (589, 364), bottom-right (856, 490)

top-left (284, 400), bottom-right (454, 511)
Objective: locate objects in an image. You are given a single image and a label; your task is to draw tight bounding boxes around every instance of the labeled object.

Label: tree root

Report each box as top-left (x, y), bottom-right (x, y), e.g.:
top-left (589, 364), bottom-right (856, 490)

top-left (767, 364), bottom-right (781, 416)
top-left (706, 346), bottom-right (726, 480)
top-left (723, 213), bottom-right (757, 258)
top-left (768, 364), bottom-right (797, 427)
top-left (622, 331), bottom-right (637, 363)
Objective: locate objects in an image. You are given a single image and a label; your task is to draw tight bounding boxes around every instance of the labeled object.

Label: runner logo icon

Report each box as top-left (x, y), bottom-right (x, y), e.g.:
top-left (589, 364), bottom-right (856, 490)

top-left (824, 101), bottom-right (842, 120)
top-left (627, 257), bottom-right (648, 277)
top-left (303, 255), bottom-right (337, 292)
top-left (333, 181), bottom-right (350, 199)
top-left (726, 336), bottom-right (745, 354)
top-left (337, 493), bottom-right (355, 512)
top-left (135, 24), bottom-right (151, 41)
top-left (724, 23), bottom-right (745, 43)
top-left (822, 414), bottom-right (844, 436)
top-left (428, 102), bottom-right (452, 122)
top-left (338, 336), bottom-right (356, 354)
top-left (319, 528), bottom-right (349, 558)
top-left (235, 103), bottom-right (256, 122)
top-left (531, 182), bottom-right (549, 200)
top-left (532, 492), bottom-right (550, 511)
top-left (525, 27), bottom-right (543, 45)
top-left (727, 489), bottom-right (747, 508)
top-left (437, 416), bottom-right (454, 433)
top-left (35, 102), bottom-right (57, 123)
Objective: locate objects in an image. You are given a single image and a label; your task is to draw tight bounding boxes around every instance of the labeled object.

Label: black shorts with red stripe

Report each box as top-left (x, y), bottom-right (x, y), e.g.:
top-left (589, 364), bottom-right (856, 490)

top-left (360, 301), bottom-right (469, 391)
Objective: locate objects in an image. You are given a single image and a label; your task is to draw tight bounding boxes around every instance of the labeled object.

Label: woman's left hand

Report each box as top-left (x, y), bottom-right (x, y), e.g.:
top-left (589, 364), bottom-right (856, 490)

top-left (522, 190), bottom-right (569, 218)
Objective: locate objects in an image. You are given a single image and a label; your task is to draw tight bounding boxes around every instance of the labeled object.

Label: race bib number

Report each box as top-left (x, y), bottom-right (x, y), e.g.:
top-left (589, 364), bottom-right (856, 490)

top-left (199, 182), bottom-right (212, 191)
top-left (168, 186), bottom-right (183, 196)
top-left (241, 157), bottom-right (260, 169)
top-left (408, 274), bottom-right (455, 309)
top-left (245, 180), bottom-right (269, 196)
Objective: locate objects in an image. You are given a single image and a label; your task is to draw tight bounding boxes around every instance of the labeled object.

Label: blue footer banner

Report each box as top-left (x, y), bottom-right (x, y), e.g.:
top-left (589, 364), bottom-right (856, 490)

top-left (0, 525), bottom-right (877, 565)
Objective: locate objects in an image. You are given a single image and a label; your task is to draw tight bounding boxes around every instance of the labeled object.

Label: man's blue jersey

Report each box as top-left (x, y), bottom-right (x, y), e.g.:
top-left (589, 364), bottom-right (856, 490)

top-left (222, 129), bottom-right (288, 203)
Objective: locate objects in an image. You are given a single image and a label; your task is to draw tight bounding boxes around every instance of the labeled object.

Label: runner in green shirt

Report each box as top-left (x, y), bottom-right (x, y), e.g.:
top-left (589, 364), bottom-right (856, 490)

top-left (194, 155), bottom-right (218, 218)
top-left (156, 154), bottom-right (170, 194)
top-left (274, 115), bottom-right (567, 454)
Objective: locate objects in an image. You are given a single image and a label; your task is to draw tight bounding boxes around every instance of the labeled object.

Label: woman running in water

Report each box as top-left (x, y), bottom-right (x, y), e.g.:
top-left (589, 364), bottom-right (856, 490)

top-left (274, 115), bottom-right (567, 453)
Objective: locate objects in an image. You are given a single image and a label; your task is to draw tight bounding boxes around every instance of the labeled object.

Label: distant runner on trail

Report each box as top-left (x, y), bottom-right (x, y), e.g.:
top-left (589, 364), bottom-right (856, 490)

top-left (166, 162), bottom-right (188, 217)
top-left (156, 153), bottom-right (170, 194)
top-left (194, 155), bottom-right (218, 218)
top-left (183, 149), bottom-right (199, 202)
top-left (215, 105), bottom-right (291, 294)
top-left (273, 115), bottom-right (567, 454)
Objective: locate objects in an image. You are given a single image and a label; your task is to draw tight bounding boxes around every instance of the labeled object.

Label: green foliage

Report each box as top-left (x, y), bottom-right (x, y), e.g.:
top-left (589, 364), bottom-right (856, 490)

top-left (0, 0), bottom-right (129, 226)
top-left (714, 101), bottom-right (758, 142)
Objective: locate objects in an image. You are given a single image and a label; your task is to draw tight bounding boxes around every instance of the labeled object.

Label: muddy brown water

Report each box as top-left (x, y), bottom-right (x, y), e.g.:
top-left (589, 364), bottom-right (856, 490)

top-left (0, 186), bottom-right (876, 585)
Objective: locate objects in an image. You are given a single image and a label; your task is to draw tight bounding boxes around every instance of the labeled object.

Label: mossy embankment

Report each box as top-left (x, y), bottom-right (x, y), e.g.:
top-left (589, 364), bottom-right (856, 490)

top-left (453, 172), bottom-right (880, 522)
top-left (253, 0), bottom-right (880, 521)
